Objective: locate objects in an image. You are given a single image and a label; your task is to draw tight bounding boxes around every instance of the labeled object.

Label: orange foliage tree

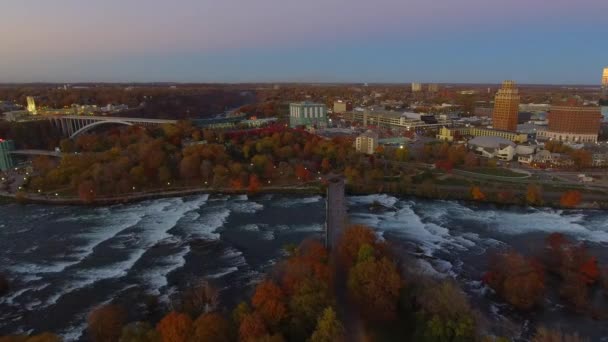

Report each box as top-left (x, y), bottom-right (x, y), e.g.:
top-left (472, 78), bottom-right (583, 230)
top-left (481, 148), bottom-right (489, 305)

top-left (191, 313), bottom-right (233, 342)
top-left (483, 251), bottom-right (545, 311)
top-left (559, 190), bottom-right (582, 208)
top-left (251, 280), bottom-right (287, 328)
top-left (239, 313), bottom-right (268, 342)
top-left (248, 174), bottom-right (261, 193)
top-left (87, 304), bottom-right (127, 342)
top-left (336, 225), bottom-right (379, 268)
top-left (470, 186), bottom-right (486, 201)
top-left (526, 184), bottom-right (543, 206)
top-left (156, 311), bottom-right (193, 342)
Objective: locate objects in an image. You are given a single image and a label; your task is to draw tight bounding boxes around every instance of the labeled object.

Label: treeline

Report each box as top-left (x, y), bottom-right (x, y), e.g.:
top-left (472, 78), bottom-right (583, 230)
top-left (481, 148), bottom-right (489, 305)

top-left (485, 233), bottom-right (608, 318)
top-left (0, 120), bottom-right (62, 150)
top-left (0, 227), bottom-right (591, 341)
top-left (0, 86), bottom-right (254, 120)
top-left (25, 123), bottom-right (398, 202)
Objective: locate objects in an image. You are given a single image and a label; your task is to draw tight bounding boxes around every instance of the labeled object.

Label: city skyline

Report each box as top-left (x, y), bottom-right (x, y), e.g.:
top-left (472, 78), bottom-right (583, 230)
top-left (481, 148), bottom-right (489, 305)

top-left (1, 0), bottom-right (607, 84)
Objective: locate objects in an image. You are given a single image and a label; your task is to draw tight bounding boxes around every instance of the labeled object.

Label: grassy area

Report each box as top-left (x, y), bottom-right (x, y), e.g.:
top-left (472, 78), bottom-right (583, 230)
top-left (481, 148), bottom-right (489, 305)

top-left (462, 167), bottom-right (527, 178)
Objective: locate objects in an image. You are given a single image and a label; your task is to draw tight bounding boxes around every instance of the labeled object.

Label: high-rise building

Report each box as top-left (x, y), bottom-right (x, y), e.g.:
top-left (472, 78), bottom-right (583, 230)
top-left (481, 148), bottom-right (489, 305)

top-left (26, 96), bottom-right (37, 115)
top-left (411, 83), bottom-right (422, 92)
top-left (355, 130), bottom-right (379, 155)
top-left (0, 139), bottom-right (15, 171)
top-left (492, 80), bottom-right (520, 132)
top-left (602, 67), bottom-right (608, 98)
top-left (536, 99), bottom-right (602, 143)
top-left (289, 102), bottom-right (328, 128)
top-left (427, 84), bottom-right (439, 92)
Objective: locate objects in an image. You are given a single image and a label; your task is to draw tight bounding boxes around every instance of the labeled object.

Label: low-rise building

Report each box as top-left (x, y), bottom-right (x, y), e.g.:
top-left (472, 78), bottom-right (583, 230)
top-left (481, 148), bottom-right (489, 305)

top-left (343, 110), bottom-right (450, 131)
top-left (355, 130), bottom-right (378, 155)
top-left (467, 136), bottom-right (516, 161)
top-left (289, 102), bottom-right (328, 129)
top-left (437, 126), bottom-right (528, 143)
top-left (333, 101), bottom-right (352, 113)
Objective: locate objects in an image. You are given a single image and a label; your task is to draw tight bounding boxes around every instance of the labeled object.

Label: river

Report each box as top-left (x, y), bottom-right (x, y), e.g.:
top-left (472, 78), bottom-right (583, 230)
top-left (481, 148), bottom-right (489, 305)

top-left (0, 194), bottom-right (607, 341)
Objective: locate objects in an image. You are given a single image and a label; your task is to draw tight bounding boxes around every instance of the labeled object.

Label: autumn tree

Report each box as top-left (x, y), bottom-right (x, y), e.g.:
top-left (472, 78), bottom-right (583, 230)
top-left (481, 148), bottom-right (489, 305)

top-left (190, 313), bottom-right (233, 342)
top-left (483, 251), bottom-right (545, 311)
top-left (251, 280), bottom-right (287, 328)
top-left (248, 174), bottom-right (261, 194)
top-left (23, 333), bottom-right (62, 342)
top-left (470, 186), bottom-right (486, 201)
top-left (560, 190), bottom-right (582, 208)
top-left (239, 313), bottom-right (268, 342)
top-left (347, 247), bottom-right (402, 321)
top-left (177, 281), bottom-right (219, 318)
top-left (119, 322), bottom-right (160, 342)
top-left (156, 311), bottom-right (193, 342)
top-left (309, 307), bottom-right (344, 342)
top-left (336, 225), bottom-right (379, 268)
top-left (416, 281), bottom-right (477, 342)
top-left (78, 180), bottom-right (97, 203)
top-left (526, 184), bottom-right (543, 206)
top-left (87, 304), bottom-right (127, 342)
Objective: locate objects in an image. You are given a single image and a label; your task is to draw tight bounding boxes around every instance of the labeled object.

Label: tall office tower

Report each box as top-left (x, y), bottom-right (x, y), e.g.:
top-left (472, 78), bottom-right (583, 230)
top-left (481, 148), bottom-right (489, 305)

top-left (26, 96), bottom-right (37, 114)
top-left (411, 82), bottom-right (422, 92)
top-left (602, 67), bottom-right (608, 99)
top-left (492, 80), bottom-right (520, 132)
top-left (427, 83), bottom-right (439, 92)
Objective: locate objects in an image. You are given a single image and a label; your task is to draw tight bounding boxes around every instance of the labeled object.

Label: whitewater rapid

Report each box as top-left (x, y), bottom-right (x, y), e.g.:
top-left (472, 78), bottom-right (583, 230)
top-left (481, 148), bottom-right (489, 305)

top-left (1, 194), bottom-right (607, 340)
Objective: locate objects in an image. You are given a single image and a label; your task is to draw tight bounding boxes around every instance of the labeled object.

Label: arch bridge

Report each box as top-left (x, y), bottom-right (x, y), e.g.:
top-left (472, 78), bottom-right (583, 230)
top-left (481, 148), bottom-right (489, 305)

top-left (48, 115), bottom-right (177, 139)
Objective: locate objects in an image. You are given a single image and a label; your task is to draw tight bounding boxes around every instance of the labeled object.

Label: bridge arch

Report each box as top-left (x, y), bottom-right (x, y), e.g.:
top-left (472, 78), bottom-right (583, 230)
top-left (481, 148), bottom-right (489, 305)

top-left (70, 120), bottom-right (134, 139)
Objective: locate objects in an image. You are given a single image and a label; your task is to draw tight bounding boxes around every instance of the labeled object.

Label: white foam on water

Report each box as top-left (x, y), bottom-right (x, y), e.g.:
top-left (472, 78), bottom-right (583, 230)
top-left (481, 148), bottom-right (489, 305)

top-left (287, 223), bottom-right (324, 233)
top-left (450, 205), bottom-right (608, 244)
top-left (241, 224), bottom-right (261, 232)
top-left (221, 247), bottom-right (248, 268)
top-left (207, 267), bottom-right (239, 279)
top-left (348, 194), bottom-right (399, 208)
top-left (138, 245), bottom-right (191, 295)
top-left (39, 196), bottom-right (209, 308)
top-left (181, 207), bottom-right (230, 240)
top-left (230, 201), bottom-right (264, 214)
top-left (272, 196), bottom-right (322, 207)
top-left (234, 194), bottom-right (249, 201)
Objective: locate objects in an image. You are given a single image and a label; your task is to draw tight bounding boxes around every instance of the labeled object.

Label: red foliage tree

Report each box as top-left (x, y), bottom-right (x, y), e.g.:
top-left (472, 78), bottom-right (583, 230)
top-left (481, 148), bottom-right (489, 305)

top-left (239, 313), bottom-right (268, 342)
top-left (156, 311), bottom-right (193, 342)
top-left (483, 251), bottom-right (545, 311)
top-left (87, 304), bottom-right (127, 342)
top-left (251, 280), bottom-right (287, 327)
top-left (248, 174), bottom-right (261, 193)
top-left (559, 190), bottom-right (582, 208)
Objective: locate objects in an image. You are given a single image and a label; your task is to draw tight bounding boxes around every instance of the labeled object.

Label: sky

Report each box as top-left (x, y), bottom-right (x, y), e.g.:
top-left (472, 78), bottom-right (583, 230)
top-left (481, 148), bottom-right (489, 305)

top-left (1, 0), bottom-right (607, 84)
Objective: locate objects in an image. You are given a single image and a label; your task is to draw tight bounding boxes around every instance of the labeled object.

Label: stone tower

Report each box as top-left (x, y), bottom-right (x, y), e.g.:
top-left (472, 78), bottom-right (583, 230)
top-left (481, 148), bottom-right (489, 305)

top-left (325, 176), bottom-right (346, 250)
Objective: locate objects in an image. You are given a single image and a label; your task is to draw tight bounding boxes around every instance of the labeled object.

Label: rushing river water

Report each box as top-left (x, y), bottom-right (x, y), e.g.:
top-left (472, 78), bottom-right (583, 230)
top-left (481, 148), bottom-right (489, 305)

top-left (1, 194), bottom-right (607, 341)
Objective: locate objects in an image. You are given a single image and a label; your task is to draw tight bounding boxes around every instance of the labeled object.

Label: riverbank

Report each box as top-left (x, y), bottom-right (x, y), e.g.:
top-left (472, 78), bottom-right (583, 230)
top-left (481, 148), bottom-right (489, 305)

top-left (1, 181), bottom-right (606, 210)
top-left (0, 185), bottom-right (323, 206)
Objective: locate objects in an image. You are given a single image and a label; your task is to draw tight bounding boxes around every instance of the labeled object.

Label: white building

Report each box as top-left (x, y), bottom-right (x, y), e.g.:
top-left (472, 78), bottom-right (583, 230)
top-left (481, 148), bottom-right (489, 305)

top-left (289, 102), bottom-right (328, 128)
top-left (467, 136), bottom-right (516, 161)
top-left (355, 130), bottom-right (378, 155)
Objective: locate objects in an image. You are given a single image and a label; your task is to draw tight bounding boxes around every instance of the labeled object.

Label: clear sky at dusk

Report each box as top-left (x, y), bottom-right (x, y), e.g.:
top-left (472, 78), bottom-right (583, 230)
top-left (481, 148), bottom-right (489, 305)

top-left (1, 0), bottom-right (607, 84)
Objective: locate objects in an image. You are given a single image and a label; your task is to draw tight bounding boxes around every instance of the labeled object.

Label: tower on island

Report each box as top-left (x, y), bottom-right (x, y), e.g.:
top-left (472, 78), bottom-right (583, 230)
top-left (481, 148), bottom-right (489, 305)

top-left (325, 176), bottom-right (346, 250)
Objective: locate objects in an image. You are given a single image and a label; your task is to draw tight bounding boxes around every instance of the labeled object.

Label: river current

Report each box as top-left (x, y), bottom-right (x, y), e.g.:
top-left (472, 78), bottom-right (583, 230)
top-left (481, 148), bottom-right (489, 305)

top-left (1, 194), bottom-right (607, 340)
